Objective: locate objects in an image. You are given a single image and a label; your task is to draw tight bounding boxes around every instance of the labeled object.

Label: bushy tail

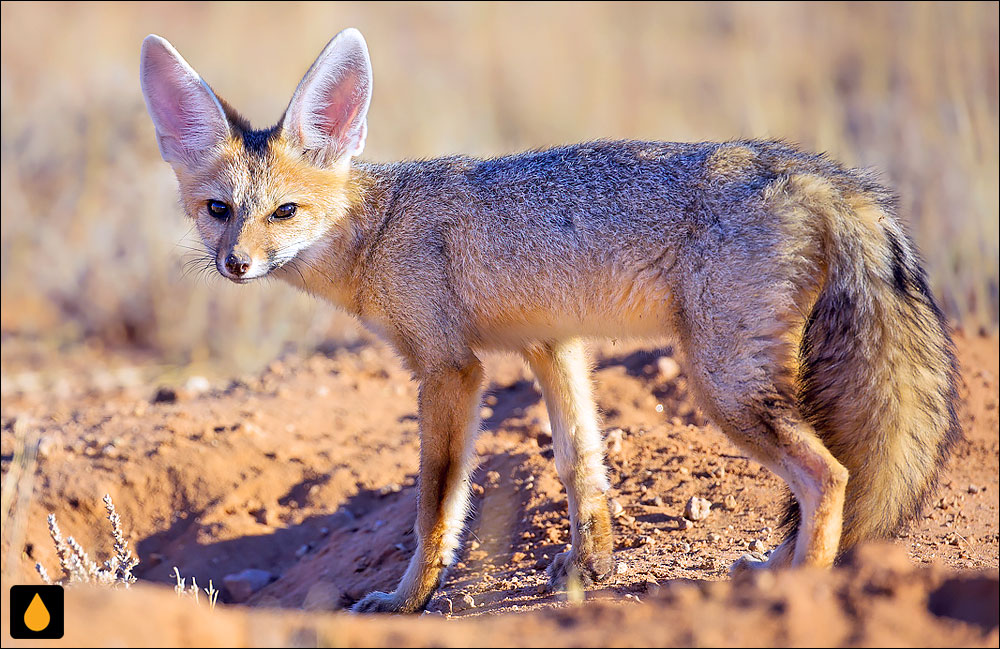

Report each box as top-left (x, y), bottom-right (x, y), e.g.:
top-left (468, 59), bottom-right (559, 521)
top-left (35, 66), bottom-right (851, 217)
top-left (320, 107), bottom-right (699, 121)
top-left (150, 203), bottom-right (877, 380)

top-left (790, 180), bottom-right (962, 553)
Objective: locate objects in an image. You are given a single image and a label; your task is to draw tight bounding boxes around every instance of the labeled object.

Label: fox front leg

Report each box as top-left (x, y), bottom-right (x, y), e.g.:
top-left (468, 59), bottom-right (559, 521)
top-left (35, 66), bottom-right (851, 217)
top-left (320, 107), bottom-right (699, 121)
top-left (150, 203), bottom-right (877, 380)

top-left (523, 339), bottom-right (614, 589)
top-left (352, 359), bottom-right (484, 613)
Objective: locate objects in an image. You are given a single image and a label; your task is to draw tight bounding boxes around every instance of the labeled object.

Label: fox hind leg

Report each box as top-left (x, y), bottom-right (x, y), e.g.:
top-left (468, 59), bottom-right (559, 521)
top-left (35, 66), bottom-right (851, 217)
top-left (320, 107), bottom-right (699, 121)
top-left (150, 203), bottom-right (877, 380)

top-left (696, 373), bottom-right (848, 570)
top-left (523, 338), bottom-right (614, 589)
top-left (678, 307), bottom-right (848, 571)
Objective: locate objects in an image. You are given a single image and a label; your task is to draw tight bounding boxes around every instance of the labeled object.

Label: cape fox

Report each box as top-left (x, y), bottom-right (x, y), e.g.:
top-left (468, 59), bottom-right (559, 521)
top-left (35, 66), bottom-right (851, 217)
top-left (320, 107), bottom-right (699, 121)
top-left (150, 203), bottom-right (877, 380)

top-left (140, 28), bottom-right (961, 613)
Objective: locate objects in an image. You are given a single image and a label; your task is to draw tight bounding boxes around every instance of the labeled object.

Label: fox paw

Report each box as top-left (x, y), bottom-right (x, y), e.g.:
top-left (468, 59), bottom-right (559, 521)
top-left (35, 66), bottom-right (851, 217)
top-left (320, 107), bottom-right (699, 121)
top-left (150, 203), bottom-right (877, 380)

top-left (729, 551), bottom-right (769, 577)
top-left (351, 590), bottom-right (407, 614)
top-left (546, 550), bottom-right (614, 591)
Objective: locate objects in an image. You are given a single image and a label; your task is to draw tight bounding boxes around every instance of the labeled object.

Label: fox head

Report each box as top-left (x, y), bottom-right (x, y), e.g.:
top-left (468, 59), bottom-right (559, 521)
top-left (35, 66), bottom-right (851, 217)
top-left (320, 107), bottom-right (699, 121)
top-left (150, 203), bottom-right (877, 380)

top-left (140, 29), bottom-right (372, 282)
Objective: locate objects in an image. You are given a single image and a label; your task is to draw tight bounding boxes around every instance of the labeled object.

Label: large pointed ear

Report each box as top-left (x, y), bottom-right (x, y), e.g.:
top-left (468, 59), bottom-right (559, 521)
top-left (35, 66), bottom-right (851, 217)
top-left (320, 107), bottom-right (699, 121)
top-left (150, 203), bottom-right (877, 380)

top-left (282, 28), bottom-right (373, 166)
top-left (140, 35), bottom-right (231, 166)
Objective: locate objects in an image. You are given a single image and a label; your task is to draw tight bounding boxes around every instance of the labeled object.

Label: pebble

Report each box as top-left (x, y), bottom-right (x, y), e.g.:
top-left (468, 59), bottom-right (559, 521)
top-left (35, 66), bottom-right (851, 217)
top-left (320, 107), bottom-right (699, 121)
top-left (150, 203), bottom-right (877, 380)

top-left (430, 596), bottom-right (453, 616)
top-left (378, 483), bottom-right (402, 496)
top-left (723, 494), bottom-right (738, 510)
top-left (37, 436), bottom-right (56, 458)
top-left (657, 356), bottom-right (681, 382)
top-left (616, 561), bottom-right (628, 575)
top-left (967, 484), bottom-right (980, 494)
top-left (684, 497), bottom-right (712, 521)
top-left (184, 375), bottom-right (211, 394)
top-left (610, 499), bottom-right (625, 518)
top-left (748, 539), bottom-right (767, 553)
top-left (605, 428), bottom-right (624, 455)
top-left (223, 568), bottom-right (274, 603)
top-left (707, 532), bottom-right (722, 544)
top-left (461, 593), bottom-right (476, 609)
top-left (151, 387), bottom-right (177, 404)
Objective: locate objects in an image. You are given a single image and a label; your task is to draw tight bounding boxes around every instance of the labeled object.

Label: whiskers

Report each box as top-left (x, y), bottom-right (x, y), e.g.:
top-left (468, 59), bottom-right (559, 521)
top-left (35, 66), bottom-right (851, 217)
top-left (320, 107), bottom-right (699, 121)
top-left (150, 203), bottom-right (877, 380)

top-left (175, 230), bottom-right (220, 285)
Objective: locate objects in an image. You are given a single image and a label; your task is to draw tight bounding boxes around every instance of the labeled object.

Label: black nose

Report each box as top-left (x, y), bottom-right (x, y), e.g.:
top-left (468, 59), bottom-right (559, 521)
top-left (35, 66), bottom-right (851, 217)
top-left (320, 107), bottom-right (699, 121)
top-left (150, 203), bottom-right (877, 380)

top-left (225, 252), bottom-right (251, 276)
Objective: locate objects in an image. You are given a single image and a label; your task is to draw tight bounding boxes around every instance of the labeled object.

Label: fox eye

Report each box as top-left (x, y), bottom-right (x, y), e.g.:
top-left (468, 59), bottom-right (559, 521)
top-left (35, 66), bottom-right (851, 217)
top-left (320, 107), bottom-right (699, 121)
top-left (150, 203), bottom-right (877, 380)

top-left (206, 200), bottom-right (230, 220)
top-left (271, 203), bottom-right (297, 221)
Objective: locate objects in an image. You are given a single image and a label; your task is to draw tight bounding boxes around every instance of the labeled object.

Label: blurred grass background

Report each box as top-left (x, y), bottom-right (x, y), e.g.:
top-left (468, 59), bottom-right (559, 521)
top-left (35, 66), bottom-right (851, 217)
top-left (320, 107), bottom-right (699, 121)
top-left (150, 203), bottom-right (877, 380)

top-left (1, 1), bottom-right (997, 379)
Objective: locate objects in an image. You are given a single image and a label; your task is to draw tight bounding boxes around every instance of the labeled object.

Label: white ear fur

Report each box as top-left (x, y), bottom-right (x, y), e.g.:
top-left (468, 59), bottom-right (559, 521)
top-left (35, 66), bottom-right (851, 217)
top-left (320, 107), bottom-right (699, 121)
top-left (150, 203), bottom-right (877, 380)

top-left (140, 34), bottom-right (231, 165)
top-left (282, 28), bottom-right (373, 165)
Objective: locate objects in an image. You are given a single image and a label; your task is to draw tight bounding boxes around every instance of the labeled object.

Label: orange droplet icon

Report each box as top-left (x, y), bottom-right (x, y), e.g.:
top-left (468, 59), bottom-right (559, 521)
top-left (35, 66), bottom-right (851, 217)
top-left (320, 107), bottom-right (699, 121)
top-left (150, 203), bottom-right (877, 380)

top-left (24, 592), bottom-right (51, 632)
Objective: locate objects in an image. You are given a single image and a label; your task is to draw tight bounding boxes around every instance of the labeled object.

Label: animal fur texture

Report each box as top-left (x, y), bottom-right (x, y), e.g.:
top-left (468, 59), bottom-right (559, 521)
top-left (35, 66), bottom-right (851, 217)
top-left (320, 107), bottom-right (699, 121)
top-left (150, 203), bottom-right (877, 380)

top-left (140, 28), bottom-right (961, 613)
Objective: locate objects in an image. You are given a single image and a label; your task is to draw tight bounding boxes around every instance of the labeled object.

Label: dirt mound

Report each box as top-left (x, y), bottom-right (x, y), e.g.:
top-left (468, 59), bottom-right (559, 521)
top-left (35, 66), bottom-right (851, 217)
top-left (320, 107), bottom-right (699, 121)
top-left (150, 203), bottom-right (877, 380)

top-left (1, 543), bottom-right (996, 647)
top-left (1, 332), bottom-right (997, 645)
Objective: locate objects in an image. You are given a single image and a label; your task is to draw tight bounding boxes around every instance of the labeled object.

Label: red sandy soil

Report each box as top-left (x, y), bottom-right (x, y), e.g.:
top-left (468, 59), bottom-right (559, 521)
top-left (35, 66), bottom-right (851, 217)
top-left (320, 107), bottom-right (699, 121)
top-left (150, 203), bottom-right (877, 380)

top-left (2, 331), bottom-right (997, 647)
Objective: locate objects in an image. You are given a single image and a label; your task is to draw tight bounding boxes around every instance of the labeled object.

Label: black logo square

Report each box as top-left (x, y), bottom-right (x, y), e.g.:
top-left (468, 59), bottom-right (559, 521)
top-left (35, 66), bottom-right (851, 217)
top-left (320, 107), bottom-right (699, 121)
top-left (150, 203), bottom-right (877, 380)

top-left (9, 585), bottom-right (64, 639)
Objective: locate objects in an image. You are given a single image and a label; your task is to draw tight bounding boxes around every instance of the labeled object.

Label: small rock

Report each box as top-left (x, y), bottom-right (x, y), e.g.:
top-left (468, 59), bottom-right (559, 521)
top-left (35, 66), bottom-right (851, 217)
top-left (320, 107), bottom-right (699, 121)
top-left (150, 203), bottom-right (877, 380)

top-left (480, 407), bottom-right (494, 419)
top-left (967, 484), bottom-right (980, 494)
top-left (605, 428), bottom-right (624, 455)
top-left (296, 544), bottom-right (310, 557)
top-left (723, 494), bottom-right (738, 510)
top-left (708, 532), bottom-right (722, 544)
top-left (378, 483), bottom-right (402, 496)
top-left (511, 551), bottom-right (526, 562)
top-left (223, 568), bottom-right (273, 603)
top-left (677, 517), bottom-right (693, 530)
top-left (684, 496), bottom-right (712, 522)
top-left (657, 356), bottom-right (681, 382)
top-left (151, 387), bottom-right (177, 404)
top-left (184, 375), bottom-right (211, 394)
top-left (616, 561), bottom-right (628, 575)
top-left (460, 593), bottom-right (476, 610)
top-left (748, 539), bottom-right (767, 554)
top-left (609, 499), bottom-right (625, 518)
top-left (640, 535), bottom-right (655, 546)
top-left (37, 437), bottom-right (56, 458)
top-left (429, 596), bottom-right (453, 616)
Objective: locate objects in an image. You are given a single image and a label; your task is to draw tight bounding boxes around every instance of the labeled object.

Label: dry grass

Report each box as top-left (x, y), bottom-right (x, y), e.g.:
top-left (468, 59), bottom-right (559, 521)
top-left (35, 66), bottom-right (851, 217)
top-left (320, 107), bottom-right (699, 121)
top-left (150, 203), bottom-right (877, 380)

top-left (1, 2), bottom-right (996, 373)
top-left (34, 494), bottom-right (138, 588)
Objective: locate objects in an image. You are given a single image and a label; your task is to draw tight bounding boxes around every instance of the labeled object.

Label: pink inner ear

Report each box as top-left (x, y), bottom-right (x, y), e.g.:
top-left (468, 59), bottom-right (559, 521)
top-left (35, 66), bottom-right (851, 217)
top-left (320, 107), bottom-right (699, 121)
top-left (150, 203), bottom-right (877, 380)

top-left (141, 42), bottom-right (228, 157)
top-left (296, 49), bottom-right (370, 157)
top-left (313, 71), bottom-right (365, 140)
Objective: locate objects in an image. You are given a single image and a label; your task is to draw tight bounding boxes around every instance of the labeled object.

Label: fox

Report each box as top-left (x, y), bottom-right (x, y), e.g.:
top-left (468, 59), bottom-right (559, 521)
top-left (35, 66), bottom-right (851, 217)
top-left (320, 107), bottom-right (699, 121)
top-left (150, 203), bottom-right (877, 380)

top-left (139, 28), bottom-right (961, 613)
